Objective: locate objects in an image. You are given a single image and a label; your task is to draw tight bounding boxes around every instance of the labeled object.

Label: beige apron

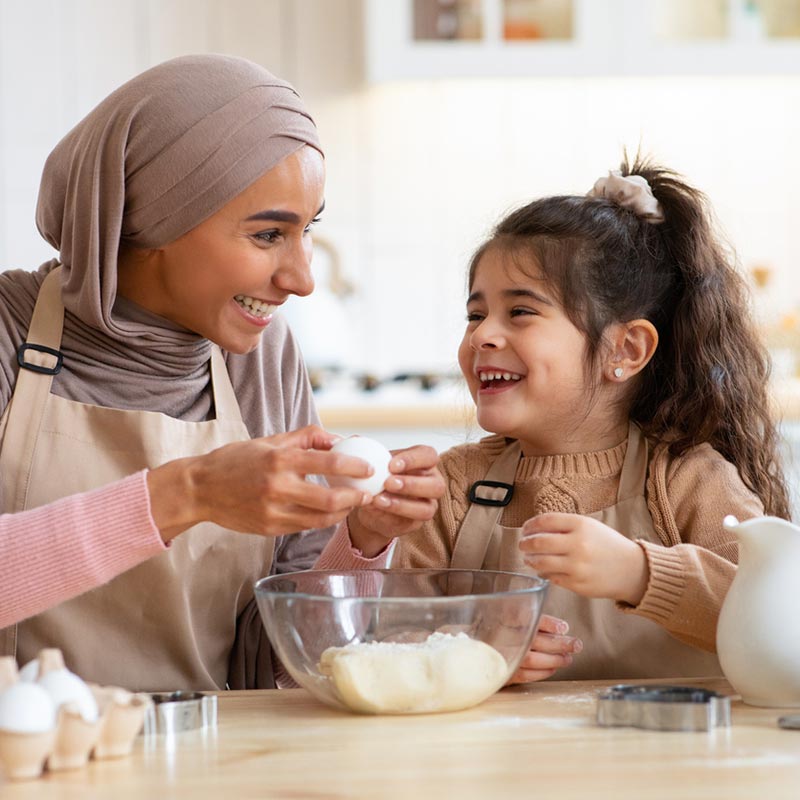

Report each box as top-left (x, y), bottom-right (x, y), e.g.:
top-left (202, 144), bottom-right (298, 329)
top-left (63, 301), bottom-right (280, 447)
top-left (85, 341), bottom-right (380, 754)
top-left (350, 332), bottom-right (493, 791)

top-left (451, 423), bottom-right (722, 679)
top-left (0, 268), bottom-right (275, 691)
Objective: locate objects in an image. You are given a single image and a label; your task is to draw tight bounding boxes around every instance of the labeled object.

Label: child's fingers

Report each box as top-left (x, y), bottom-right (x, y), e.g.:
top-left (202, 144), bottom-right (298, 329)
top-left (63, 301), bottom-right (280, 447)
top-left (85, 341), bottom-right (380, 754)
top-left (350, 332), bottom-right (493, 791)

top-left (536, 614), bottom-right (570, 635)
top-left (388, 445), bottom-right (439, 473)
top-left (519, 532), bottom-right (570, 556)
top-left (515, 648), bottom-right (573, 674)
top-left (521, 553), bottom-right (571, 577)
top-left (506, 667), bottom-right (557, 685)
top-left (522, 512), bottom-right (577, 535)
top-left (371, 494), bottom-right (437, 520)
top-left (530, 630), bottom-right (583, 656)
top-left (382, 473), bottom-right (444, 499)
top-left (518, 649), bottom-right (573, 671)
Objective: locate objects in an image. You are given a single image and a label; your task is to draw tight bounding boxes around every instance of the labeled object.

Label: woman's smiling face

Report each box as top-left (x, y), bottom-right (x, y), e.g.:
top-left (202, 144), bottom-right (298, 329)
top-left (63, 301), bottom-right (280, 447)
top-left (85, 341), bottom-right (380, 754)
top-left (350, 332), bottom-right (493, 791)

top-left (117, 145), bottom-right (325, 354)
top-left (458, 245), bottom-right (600, 455)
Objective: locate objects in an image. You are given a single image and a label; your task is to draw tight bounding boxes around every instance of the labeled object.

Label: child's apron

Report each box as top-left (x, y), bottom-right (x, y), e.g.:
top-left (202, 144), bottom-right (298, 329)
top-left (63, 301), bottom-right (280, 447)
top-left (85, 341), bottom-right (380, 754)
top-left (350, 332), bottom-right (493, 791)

top-left (450, 423), bottom-right (722, 679)
top-left (0, 267), bottom-right (275, 690)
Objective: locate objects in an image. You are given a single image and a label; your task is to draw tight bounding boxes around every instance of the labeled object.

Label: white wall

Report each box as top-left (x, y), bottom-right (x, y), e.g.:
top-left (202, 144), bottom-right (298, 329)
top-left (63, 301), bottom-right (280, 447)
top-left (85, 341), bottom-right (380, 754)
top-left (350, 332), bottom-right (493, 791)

top-left (0, 0), bottom-right (288, 271)
top-left (2, 0), bottom-right (800, 381)
top-left (351, 74), bottom-right (800, 377)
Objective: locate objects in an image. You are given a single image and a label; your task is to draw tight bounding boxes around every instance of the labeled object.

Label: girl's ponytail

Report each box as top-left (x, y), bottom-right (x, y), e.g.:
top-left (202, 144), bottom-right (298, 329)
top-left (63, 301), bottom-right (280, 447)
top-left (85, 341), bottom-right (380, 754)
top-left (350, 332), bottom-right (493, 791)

top-left (625, 158), bottom-right (789, 518)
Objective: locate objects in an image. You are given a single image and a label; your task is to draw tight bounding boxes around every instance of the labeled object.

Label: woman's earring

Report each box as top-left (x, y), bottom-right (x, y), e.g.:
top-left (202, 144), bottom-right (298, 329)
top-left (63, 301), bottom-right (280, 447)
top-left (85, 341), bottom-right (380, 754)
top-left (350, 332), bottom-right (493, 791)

top-left (613, 367), bottom-right (623, 378)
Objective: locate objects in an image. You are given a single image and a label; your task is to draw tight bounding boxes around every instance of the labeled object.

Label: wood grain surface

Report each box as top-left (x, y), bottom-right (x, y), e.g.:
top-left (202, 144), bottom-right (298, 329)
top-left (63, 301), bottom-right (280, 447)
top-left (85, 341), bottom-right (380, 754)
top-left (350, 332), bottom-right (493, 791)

top-left (3, 677), bottom-right (799, 799)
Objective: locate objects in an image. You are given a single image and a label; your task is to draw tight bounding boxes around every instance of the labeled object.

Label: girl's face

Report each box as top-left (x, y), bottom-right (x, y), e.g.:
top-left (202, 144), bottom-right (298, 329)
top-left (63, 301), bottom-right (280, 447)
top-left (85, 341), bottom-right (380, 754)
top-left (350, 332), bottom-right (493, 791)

top-left (458, 246), bottom-right (620, 455)
top-left (117, 145), bottom-right (325, 354)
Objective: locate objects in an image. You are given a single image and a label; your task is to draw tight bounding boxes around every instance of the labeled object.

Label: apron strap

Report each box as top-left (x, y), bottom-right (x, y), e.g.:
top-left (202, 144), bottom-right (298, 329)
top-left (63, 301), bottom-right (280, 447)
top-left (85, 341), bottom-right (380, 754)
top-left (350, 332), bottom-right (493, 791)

top-left (0, 267), bottom-right (65, 657)
top-left (209, 346), bottom-right (244, 423)
top-left (617, 422), bottom-right (649, 502)
top-left (450, 440), bottom-right (521, 570)
top-left (0, 268), bottom-right (64, 514)
top-left (20, 267), bottom-right (65, 350)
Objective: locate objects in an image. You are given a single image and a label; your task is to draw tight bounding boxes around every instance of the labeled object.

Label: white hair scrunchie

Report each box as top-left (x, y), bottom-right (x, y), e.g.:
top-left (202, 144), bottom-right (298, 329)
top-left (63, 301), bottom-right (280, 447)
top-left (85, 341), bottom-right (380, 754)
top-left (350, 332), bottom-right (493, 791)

top-left (587, 170), bottom-right (665, 223)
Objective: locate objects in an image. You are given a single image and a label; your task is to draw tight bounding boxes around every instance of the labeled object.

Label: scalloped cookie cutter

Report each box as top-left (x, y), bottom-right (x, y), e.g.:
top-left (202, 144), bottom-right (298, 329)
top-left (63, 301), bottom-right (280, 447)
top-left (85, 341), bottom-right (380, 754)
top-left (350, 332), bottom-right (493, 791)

top-left (596, 685), bottom-right (731, 731)
top-left (143, 691), bottom-right (217, 735)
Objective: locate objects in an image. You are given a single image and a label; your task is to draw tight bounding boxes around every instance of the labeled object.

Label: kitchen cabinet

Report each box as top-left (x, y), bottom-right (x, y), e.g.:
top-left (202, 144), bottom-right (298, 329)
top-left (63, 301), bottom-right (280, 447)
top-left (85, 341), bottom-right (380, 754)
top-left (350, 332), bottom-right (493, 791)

top-left (364, 0), bottom-right (800, 81)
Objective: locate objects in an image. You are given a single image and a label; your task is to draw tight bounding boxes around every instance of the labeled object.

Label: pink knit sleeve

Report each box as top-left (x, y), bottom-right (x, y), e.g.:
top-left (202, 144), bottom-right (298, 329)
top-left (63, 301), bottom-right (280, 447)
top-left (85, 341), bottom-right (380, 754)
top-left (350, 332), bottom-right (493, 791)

top-left (313, 519), bottom-right (394, 570)
top-left (0, 471), bottom-right (165, 628)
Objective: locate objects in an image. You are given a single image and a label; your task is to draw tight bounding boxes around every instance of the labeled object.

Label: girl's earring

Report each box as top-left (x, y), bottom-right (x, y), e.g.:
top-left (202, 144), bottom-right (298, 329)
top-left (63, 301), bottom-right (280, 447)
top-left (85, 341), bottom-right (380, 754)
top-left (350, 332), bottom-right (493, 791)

top-left (613, 367), bottom-right (623, 378)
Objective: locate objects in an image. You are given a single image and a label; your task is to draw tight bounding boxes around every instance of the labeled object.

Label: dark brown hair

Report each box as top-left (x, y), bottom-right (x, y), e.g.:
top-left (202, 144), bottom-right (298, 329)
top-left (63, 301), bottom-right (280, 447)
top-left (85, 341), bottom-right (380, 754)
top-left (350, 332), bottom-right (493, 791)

top-left (469, 154), bottom-right (790, 518)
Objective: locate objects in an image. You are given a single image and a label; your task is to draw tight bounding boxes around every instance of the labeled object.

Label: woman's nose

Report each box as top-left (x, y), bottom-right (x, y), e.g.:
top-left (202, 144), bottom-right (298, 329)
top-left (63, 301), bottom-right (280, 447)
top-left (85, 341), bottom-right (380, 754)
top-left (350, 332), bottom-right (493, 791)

top-left (274, 239), bottom-right (315, 297)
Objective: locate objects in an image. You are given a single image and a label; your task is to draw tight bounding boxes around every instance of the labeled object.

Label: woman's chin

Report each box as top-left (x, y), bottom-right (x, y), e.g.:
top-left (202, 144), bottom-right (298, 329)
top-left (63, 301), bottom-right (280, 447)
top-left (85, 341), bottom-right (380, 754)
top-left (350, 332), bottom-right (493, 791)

top-left (208, 329), bottom-right (265, 355)
top-left (226, 339), bottom-right (262, 355)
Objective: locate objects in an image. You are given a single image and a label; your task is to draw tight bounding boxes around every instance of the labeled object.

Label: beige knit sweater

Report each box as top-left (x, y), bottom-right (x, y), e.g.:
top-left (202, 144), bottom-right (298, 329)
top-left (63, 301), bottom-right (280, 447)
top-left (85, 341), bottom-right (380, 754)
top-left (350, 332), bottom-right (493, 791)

top-left (394, 433), bottom-right (764, 653)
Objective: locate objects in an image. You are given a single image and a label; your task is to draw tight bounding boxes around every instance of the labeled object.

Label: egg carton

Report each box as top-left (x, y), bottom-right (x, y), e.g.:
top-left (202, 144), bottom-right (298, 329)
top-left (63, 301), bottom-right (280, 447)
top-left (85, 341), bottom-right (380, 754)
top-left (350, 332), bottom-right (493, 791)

top-left (0, 649), bottom-right (152, 781)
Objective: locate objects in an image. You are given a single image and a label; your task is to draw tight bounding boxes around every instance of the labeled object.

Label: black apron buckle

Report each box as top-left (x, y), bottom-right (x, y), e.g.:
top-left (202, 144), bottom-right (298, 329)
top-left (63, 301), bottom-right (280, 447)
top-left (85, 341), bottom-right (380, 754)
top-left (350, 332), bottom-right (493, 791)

top-left (468, 480), bottom-right (514, 507)
top-left (17, 342), bottom-right (63, 375)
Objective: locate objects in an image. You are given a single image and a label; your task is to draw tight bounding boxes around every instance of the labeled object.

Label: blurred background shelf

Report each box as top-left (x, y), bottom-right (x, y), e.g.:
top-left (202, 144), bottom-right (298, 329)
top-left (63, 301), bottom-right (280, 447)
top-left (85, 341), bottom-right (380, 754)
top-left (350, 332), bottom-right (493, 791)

top-left (366, 0), bottom-right (800, 81)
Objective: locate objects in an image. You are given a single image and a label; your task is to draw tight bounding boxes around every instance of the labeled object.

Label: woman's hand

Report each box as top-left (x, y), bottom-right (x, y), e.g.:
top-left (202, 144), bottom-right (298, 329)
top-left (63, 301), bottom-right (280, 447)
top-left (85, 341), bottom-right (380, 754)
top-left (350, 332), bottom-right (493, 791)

top-left (506, 615), bottom-right (583, 684)
top-left (346, 444), bottom-right (446, 557)
top-left (519, 513), bottom-right (650, 606)
top-left (147, 425), bottom-right (374, 542)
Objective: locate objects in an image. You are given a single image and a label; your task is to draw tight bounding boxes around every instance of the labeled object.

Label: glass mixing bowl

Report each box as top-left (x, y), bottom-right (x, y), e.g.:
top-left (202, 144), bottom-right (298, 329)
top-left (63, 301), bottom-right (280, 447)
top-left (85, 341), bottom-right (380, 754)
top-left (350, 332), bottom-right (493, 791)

top-left (254, 569), bottom-right (549, 715)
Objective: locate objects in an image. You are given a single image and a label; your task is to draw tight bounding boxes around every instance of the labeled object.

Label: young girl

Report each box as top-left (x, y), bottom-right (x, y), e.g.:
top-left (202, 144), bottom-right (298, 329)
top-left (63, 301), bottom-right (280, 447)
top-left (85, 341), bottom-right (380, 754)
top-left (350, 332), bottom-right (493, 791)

top-left (395, 156), bottom-right (790, 682)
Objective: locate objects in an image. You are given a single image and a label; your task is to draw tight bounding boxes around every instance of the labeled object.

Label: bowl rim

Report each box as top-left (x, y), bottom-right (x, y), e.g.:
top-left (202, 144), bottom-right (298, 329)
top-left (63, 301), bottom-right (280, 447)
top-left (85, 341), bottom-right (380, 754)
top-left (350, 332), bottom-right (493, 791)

top-left (254, 567), bottom-right (549, 602)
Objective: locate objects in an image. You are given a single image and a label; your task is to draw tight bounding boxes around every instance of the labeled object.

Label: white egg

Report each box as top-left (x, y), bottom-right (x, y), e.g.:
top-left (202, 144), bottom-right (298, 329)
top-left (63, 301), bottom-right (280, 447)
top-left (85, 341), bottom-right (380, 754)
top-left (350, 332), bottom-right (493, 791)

top-left (328, 435), bottom-right (392, 496)
top-left (38, 668), bottom-right (99, 723)
top-left (0, 682), bottom-right (57, 733)
top-left (17, 658), bottom-right (38, 682)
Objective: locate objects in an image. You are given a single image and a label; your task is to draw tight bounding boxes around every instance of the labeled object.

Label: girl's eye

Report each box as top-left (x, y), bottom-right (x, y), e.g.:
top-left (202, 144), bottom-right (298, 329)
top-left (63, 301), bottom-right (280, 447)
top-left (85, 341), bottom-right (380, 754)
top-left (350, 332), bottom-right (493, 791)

top-left (466, 311), bottom-right (484, 323)
top-left (511, 307), bottom-right (536, 318)
top-left (304, 215), bottom-right (322, 234)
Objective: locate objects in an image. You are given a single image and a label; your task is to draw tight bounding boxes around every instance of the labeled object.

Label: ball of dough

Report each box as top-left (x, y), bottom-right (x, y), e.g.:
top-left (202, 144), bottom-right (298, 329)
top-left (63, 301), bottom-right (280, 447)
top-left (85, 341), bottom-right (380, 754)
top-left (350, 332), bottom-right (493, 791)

top-left (319, 632), bottom-right (508, 714)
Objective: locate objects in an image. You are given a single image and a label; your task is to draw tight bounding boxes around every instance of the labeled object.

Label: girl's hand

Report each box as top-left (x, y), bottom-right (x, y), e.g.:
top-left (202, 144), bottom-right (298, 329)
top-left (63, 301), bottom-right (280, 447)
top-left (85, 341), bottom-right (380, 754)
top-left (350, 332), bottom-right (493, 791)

top-left (519, 513), bottom-right (649, 606)
top-left (148, 425), bottom-right (374, 542)
top-left (346, 444), bottom-right (445, 557)
top-left (507, 615), bottom-right (583, 684)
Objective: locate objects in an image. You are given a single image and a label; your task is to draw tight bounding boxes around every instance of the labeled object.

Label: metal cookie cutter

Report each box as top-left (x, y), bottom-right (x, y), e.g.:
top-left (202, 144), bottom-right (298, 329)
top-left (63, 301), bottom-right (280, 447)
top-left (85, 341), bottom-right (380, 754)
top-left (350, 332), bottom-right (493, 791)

top-left (596, 685), bottom-right (731, 731)
top-left (143, 691), bottom-right (218, 735)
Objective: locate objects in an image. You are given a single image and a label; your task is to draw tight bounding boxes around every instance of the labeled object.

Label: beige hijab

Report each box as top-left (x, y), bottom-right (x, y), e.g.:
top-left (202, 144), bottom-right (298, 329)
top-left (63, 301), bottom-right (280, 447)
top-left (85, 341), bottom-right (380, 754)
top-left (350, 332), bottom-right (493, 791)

top-left (38, 52), bottom-right (322, 345)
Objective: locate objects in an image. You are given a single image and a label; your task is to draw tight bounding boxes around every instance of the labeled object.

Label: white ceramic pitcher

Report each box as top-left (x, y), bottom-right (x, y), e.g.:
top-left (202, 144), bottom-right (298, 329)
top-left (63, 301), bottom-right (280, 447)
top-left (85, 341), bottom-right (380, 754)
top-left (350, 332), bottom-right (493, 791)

top-left (717, 514), bottom-right (800, 707)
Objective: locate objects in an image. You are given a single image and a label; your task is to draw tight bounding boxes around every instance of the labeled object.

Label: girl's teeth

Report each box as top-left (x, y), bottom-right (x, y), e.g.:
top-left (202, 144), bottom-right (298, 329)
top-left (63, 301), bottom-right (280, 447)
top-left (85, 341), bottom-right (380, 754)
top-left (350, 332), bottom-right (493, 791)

top-left (479, 371), bottom-right (522, 382)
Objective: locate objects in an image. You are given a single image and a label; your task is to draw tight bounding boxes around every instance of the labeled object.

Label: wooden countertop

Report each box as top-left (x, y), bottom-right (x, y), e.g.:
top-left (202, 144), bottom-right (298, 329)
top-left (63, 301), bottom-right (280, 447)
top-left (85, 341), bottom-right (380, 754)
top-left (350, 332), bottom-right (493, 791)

top-left (5, 678), bottom-right (800, 798)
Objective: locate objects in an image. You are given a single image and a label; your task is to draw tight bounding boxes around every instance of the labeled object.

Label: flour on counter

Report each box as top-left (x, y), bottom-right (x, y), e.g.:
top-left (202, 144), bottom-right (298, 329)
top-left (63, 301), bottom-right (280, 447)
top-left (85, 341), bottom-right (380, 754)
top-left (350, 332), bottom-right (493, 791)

top-left (318, 632), bottom-right (508, 714)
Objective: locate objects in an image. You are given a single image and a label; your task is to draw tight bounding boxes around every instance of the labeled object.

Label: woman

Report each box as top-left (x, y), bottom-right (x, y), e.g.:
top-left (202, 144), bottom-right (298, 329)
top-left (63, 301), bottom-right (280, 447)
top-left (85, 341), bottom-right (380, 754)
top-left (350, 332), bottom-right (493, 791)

top-left (0, 54), bottom-right (443, 690)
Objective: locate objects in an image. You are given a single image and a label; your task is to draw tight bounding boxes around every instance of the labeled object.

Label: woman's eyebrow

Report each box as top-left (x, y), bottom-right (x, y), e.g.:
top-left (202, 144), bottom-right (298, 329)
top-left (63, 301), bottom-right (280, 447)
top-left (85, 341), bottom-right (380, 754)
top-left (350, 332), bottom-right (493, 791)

top-left (246, 209), bottom-right (299, 223)
top-left (245, 201), bottom-right (325, 224)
